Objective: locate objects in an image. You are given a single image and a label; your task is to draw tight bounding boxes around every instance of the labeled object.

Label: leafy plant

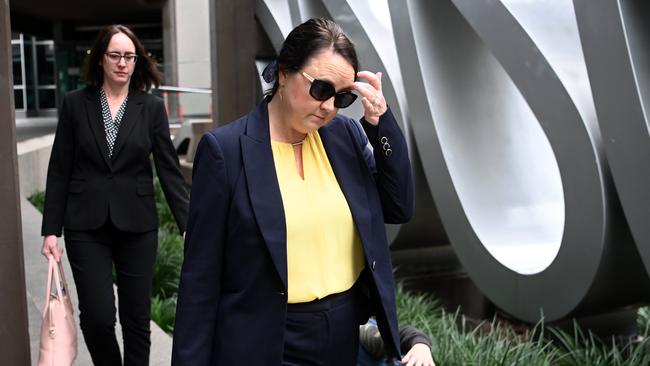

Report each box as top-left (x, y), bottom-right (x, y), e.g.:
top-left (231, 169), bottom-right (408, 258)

top-left (550, 322), bottom-right (650, 366)
top-left (151, 295), bottom-right (177, 334)
top-left (152, 228), bottom-right (184, 300)
top-left (28, 191), bottom-right (46, 212)
top-left (154, 175), bottom-right (182, 233)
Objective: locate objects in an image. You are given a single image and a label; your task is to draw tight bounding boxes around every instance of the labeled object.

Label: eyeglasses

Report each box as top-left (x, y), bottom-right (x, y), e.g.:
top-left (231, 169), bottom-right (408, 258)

top-left (300, 71), bottom-right (357, 108)
top-left (104, 52), bottom-right (138, 64)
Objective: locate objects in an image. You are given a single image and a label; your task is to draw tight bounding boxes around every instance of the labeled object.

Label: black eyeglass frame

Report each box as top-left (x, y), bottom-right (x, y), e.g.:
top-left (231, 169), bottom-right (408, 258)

top-left (300, 71), bottom-right (358, 108)
top-left (104, 52), bottom-right (139, 64)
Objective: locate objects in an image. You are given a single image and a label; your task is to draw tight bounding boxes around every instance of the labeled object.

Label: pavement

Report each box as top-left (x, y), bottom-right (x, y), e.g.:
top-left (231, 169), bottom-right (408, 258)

top-left (19, 133), bottom-right (173, 365)
top-left (15, 116), bottom-right (57, 142)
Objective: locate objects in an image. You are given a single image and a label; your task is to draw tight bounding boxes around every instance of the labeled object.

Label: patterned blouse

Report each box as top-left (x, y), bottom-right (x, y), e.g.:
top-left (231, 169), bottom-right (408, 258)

top-left (100, 88), bottom-right (129, 157)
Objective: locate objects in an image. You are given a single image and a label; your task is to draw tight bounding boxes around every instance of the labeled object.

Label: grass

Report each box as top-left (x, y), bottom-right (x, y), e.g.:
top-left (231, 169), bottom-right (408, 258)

top-left (28, 188), bottom-right (650, 364)
top-left (395, 286), bottom-right (650, 365)
top-left (395, 286), bottom-right (559, 365)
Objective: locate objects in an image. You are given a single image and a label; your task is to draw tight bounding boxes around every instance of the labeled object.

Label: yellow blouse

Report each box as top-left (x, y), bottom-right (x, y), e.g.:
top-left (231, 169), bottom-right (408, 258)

top-left (271, 131), bottom-right (365, 303)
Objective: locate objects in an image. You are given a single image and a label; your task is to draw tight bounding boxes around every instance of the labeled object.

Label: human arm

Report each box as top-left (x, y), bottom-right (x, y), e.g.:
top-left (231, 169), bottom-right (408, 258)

top-left (41, 235), bottom-right (63, 262)
top-left (399, 343), bottom-right (435, 366)
top-left (151, 98), bottom-right (189, 235)
top-left (41, 94), bottom-right (75, 260)
top-left (399, 326), bottom-right (435, 366)
top-left (352, 71), bottom-right (414, 223)
top-left (171, 133), bottom-right (228, 365)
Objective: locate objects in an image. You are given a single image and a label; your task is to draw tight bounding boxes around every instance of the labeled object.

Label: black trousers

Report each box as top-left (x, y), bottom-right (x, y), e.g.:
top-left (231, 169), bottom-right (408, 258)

top-left (282, 282), bottom-right (369, 366)
top-left (65, 221), bottom-right (158, 366)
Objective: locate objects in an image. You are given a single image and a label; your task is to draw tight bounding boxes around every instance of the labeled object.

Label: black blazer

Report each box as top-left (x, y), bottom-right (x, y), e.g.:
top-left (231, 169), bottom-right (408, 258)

top-left (172, 98), bottom-right (414, 365)
top-left (42, 87), bottom-right (189, 236)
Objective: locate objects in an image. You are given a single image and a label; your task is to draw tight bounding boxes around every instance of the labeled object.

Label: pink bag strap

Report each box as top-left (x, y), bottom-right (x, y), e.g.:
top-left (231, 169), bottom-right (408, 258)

top-left (43, 257), bottom-right (66, 314)
top-left (55, 259), bottom-right (70, 296)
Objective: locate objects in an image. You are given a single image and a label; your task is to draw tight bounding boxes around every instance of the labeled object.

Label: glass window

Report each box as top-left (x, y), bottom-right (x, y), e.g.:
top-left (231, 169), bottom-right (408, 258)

top-left (37, 44), bottom-right (55, 85)
top-left (38, 89), bottom-right (56, 109)
top-left (24, 40), bottom-right (34, 86)
top-left (14, 89), bottom-right (24, 110)
top-left (12, 44), bottom-right (22, 85)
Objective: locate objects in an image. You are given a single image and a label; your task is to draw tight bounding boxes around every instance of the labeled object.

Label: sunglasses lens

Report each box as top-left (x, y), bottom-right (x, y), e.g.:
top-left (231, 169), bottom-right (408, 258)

top-left (334, 93), bottom-right (358, 108)
top-left (309, 80), bottom-right (336, 101)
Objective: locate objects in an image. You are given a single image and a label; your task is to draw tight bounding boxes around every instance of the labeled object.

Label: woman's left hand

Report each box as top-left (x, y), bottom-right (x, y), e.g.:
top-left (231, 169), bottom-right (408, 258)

top-left (354, 71), bottom-right (387, 126)
top-left (399, 343), bottom-right (436, 366)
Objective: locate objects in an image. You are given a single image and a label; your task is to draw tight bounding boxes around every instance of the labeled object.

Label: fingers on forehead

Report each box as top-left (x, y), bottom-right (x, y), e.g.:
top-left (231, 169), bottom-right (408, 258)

top-left (356, 71), bottom-right (382, 90)
top-left (353, 82), bottom-right (375, 98)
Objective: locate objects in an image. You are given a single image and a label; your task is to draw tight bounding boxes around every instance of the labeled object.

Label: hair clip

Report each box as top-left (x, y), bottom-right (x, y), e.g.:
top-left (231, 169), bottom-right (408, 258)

top-left (262, 60), bottom-right (278, 83)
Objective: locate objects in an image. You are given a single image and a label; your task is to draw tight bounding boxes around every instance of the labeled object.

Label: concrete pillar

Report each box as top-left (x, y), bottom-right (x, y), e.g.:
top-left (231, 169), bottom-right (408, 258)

top-left (209, 0), bottom-right (257, 126)
top-left (0, 0), bottom-right (31, 363)
top-left (163, 0), bottom-right (212, 120)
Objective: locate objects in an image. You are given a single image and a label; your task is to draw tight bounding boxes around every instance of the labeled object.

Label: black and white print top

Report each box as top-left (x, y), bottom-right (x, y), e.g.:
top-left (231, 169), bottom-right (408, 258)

top-left (100, 88), bottom-right (129, 157)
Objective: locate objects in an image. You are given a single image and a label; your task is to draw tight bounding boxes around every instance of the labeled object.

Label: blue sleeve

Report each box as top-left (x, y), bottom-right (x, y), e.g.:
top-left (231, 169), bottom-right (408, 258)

top-left (172, 132), bottom-right (228, 366)
top-left (360, 108), bottom-right (414, 224)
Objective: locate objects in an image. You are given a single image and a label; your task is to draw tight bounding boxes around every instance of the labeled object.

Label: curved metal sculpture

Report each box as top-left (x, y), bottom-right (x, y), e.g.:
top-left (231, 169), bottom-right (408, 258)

top-left (575, 0), bottom-right (650, 277)
top-left (252, 0), bottom-right (650, 323)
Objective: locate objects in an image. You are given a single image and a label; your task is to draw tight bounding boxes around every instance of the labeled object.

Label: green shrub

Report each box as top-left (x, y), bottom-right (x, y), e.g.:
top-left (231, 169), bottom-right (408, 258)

top-left (153, 228), bottom-right (183, 300)
top-left (151, 295), bottom-right (177, 334)
top-left (550, 322), bottom-right (650, 366)
top-left (637, 306), bottom-right (650, 336)
top-left (154, 176), bottom-right (180, 232)
top-left (395, 286), bottom-right (557, 365)
top-left (394, 286), bottom-right (650, 365)
top-left (29, 191), bottom-right (45, 213)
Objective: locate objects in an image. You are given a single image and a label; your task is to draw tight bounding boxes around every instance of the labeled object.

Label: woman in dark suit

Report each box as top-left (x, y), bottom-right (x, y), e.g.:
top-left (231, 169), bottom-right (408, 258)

top-left (41, 24), bottom-right (189, 365)
top-left (172, 18), bottom-right (413, 366)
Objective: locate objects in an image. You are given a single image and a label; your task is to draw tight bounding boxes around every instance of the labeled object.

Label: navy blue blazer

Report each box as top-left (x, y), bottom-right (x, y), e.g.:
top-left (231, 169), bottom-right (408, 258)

top-left (172, 98), bottom-right (414, 365)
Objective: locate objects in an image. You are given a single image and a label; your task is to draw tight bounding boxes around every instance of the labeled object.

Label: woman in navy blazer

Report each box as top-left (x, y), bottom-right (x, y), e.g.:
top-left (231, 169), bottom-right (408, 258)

top-left (173, 18), bottom-right (413, 365)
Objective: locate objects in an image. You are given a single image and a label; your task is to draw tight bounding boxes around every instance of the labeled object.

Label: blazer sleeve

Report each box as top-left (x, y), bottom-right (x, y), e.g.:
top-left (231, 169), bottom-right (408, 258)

top-left (42, 94), bottom-right (75, 236)
top-left (172, 132), bottom-right (228, 366)
top-left (359, 108), bottom-right (414, 224)
top-left (151, 98), bottom-right (189, 234)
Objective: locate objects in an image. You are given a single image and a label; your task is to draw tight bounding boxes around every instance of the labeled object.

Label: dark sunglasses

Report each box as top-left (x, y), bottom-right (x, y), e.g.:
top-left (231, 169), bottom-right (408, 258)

top-left (300, 71), bottom-right (358, 108)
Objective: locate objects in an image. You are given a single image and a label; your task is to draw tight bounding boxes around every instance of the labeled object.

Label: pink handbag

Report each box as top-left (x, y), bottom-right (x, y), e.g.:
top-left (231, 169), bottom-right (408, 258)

top-left (38, 257), bottom-right (78, 366)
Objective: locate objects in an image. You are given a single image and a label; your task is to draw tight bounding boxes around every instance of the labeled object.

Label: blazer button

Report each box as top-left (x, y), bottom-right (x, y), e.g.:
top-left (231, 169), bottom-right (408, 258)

top-left (385, 149), bottom-right (393, 157)
top-left (380, 136), bottom-right (388, 144)
top-left (382, 142), bottom-right (391, 151)
top-left (371, 260), bottom-right (376, 271)
top-left (279, 291), bottom-right (286, 296)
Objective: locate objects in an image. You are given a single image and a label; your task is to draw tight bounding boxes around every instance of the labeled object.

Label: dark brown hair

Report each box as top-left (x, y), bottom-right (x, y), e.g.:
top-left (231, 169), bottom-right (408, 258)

top-left (266, 18), bottom-right (359, 97)
top-left (83, 24), bottom-right (162, 91)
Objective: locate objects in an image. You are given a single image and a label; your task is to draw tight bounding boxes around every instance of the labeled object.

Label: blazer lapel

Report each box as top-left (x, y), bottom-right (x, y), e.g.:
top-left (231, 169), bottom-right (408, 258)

top-left (320, 121), bottom-right (374, 253)
top-left (83, 88), bottom-right (112, 169)
top-left (241, 99), bottom-right (288, 289)
top-left (111, 90), bottom-right (144, 161)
